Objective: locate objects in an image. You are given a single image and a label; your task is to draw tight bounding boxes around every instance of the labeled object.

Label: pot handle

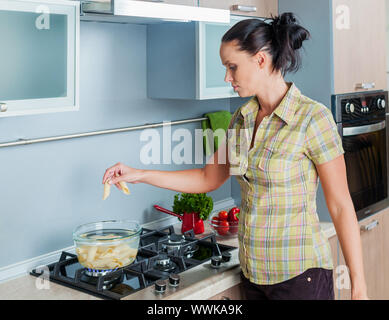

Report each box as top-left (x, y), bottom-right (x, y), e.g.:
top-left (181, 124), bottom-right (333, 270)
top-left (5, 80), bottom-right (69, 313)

top-left (153, 205), bottom-right (182, 220)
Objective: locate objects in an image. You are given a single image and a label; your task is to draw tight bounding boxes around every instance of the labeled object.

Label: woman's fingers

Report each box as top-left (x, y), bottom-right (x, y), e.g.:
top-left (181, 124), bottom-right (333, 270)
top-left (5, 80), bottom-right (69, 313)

top-left (102, 163), bottom-right (123, 184)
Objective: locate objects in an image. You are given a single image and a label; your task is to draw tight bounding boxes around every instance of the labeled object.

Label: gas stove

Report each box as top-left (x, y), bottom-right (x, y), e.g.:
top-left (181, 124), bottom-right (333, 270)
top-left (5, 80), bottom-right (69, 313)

top-left (30, 225), bottom-right (237, 300)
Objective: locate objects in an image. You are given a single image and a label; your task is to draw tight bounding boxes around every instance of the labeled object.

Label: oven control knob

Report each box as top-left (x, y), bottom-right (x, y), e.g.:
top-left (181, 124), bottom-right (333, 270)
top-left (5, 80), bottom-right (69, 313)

top-left (169, 274), bottom-right (180, 287)
top-left (222, 251), bottom-right (232, 262)
top-left (345, 103), bottom-right (355, 114)
top-left (155, 280), bottom-right (167, 293)
top-left (377, 98), bottom-right (386, 110)
top-left (211, 256), bottom-right (222, 269)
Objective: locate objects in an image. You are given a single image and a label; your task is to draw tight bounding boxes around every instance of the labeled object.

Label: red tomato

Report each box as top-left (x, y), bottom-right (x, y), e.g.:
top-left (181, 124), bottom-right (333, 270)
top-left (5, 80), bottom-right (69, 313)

top-left (217, 220), bottom-right (229, 236)
top-left (211, 216), bottom-right (220, 226)
top-left (218, 211), bottom-right (228, 221)
top-left (229, 221), bottom-right (238, 234)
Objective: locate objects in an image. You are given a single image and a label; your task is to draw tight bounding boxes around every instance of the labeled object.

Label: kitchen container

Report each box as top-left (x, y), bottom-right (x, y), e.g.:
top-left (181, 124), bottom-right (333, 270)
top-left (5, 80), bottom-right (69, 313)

top-left (154, 205), bottom-right (204, 234)
top-left (73, 220), bottom-right (142, 270)
top-left (207, 212), bottom-right (238, 238)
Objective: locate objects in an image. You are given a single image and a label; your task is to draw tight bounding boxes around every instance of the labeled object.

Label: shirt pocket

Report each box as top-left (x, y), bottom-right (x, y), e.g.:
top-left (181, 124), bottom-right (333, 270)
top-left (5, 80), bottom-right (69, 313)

top-left (257, 145), bottom-right (303, 173)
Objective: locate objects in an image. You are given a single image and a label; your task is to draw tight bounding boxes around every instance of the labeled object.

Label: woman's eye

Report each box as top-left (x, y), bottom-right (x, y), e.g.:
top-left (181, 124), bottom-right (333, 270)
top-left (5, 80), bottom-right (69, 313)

top-left (229, 66), bottom-right (237, 71)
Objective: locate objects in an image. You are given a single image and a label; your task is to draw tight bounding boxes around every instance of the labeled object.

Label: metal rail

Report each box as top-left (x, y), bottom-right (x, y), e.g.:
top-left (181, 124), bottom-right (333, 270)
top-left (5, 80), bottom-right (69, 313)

top-left (0, 117), bottom-right (208, 148)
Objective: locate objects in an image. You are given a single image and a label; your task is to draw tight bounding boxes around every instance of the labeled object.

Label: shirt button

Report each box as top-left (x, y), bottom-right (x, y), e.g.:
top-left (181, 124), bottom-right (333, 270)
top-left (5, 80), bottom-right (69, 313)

top-left (307, 277), bottom-right (312, 282)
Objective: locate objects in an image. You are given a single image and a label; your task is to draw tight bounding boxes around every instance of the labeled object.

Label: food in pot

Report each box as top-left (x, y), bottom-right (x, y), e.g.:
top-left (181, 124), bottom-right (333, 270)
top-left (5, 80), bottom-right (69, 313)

top-left (73, 222), bottom-right (141, 271)
top-left (76, 239), bottom-right (138, 270)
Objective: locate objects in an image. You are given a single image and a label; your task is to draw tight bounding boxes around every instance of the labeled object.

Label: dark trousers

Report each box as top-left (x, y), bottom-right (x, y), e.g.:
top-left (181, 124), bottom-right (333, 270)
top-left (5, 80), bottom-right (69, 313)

top-left (240, 268), bottom-right (335, 300)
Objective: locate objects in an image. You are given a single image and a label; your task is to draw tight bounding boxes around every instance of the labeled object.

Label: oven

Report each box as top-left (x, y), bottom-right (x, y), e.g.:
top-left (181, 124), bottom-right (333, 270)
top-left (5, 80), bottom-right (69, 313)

top-left (332, 91), bottom-right (389, 221)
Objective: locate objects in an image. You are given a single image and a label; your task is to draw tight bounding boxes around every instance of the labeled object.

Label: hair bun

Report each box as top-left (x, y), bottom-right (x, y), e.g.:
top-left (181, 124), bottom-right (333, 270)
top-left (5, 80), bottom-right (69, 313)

top-left (221, 12), bottom-right (310, 76)
top-left (270, 12), bottom-right (309, 50)
top-left (272, 12), bottom-right (297, 28)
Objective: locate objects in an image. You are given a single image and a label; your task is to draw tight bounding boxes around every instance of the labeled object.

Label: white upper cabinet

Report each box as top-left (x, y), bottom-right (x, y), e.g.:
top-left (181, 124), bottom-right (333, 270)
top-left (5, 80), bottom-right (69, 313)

top-left (199, 0), bottom-right (278, 18)
top-left (137, 0), bottom-right (197, 5)
top-left (0, 0), bottom-right (79, 117)
top-left (147, 16), bottom-right (259, 100)
top-left (332, 0), bottom-right (387, 94)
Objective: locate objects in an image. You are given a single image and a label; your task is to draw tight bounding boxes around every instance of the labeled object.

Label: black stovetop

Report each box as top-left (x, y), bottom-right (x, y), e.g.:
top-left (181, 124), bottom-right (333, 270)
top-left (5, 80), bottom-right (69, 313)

top-left (30, 225), bottom-right (236, 300)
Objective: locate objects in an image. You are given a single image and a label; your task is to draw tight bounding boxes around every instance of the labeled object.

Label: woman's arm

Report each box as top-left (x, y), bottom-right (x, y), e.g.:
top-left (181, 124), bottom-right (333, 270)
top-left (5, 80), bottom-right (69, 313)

top-left (316, 154), bottom-right (368, 300)
top-left (103, 137), bottom-right (230, 194)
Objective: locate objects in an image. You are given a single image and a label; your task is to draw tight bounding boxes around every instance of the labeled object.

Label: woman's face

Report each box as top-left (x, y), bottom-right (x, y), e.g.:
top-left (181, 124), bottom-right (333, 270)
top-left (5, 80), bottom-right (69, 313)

top-left (220, 40), bottom-right (268, 98)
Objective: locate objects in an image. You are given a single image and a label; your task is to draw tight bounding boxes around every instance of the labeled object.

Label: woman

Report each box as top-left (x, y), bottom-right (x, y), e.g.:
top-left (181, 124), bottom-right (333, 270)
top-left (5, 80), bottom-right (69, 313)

top-left (102, 13), bottom-right (368, 300)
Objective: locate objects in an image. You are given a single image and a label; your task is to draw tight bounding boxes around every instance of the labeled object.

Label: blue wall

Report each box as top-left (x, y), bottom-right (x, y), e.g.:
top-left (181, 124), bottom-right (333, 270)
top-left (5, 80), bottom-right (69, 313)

top-left (0, 21), bottom-right (235, 268)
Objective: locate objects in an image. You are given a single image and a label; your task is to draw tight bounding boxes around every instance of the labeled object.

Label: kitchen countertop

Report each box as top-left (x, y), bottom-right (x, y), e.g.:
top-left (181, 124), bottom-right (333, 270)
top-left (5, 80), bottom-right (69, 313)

top-left (0, 222), bottom-right (336, 300)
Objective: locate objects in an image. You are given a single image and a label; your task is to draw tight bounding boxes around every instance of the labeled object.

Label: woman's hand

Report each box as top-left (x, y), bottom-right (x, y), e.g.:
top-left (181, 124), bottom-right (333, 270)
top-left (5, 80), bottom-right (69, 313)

top-left (102, 162), bottom-right (144, 190)
top-left (351, 292), bottom-right (369, 300)
top-left (351, 283), bottom-right (369, 300)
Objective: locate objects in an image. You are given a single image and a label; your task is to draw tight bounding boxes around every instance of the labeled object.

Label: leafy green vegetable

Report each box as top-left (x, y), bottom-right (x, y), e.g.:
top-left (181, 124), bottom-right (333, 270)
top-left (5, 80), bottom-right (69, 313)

top-left (172, 193), bottom-right (213, 221)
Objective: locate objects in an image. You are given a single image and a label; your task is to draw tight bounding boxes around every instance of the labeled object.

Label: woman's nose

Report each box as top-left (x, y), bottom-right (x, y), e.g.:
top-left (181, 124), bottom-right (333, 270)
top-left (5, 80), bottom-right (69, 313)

top-left (224, 70), bottom-right (233, 83)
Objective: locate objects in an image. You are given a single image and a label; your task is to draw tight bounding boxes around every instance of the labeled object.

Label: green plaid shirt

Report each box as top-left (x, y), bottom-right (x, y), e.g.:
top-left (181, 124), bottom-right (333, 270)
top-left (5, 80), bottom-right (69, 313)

top-left (228, 83), bottom-right (344, 285)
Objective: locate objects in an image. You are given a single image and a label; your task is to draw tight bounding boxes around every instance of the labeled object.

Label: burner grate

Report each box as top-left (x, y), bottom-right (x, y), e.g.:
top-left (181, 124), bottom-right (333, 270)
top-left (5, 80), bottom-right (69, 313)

top-left (30, 224), bottom-right (237, 300)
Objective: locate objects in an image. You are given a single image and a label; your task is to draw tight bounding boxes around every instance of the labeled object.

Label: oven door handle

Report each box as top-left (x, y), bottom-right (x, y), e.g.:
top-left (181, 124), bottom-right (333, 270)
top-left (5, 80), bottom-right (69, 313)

top-left (343, 120), bottom-right (386, 137)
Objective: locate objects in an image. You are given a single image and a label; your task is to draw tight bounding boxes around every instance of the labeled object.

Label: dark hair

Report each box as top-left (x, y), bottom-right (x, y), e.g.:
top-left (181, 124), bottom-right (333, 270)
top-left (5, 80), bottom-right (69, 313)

top-left (221, 12), bottom-right (310, 76)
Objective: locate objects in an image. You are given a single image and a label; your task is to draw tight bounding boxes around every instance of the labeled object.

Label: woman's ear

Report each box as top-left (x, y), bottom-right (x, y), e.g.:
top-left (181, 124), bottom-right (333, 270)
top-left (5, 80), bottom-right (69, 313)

top-left (256, 51), bottom-right (266, 69)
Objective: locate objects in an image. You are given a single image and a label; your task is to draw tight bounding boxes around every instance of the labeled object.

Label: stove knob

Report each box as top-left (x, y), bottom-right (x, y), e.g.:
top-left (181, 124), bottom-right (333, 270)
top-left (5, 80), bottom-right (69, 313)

top-left (345, 103), bottom-right (355, 114)
top-left (155, 280), bottom-right (167, 293)
top-left (222, 251), bottom-right (232, 262)
top-left (211, 256), bottom-right (222, 269)
top-left (169, 274), bottom-right (180, 287)
top-left (377, 98), bottom-right (386, 110)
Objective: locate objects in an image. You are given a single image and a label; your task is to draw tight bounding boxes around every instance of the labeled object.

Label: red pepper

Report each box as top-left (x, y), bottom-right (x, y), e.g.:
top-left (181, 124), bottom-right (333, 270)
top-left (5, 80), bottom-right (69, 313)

top-left (181, 212), bottom-right (204, 234)
top-left (193, 218), bottom-right (204, 234)
top-left (228, 207), bottom-right (240, 222)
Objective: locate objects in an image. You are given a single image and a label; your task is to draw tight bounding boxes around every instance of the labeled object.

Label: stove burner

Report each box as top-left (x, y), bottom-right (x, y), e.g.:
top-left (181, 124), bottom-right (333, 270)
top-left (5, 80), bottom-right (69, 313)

top-left (182, 244), bottom-right (199, 258)
top-left (154, 254), bottom-right (178, 273)
top-left (160, 234), bottom-right (200, 258)
top-left (168, 234), bottom-right (185, 244)
top-left (83, 269), bottom-right (122, 290)
top-left (84, 268), bottom-right (118, 277)
top-left (156, 254), bottom-right (171, 266)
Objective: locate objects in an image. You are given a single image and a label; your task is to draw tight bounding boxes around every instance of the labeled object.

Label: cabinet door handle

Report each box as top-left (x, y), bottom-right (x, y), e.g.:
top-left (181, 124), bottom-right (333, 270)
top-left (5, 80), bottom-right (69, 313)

top-left (231, 5), bottom-right (257, 12)
top-left (0, 103), bottom-right (7, 112)
top-left (360, 220), bottom-right (379, 232)
top-left (355, 82), bottom-right (376, 90)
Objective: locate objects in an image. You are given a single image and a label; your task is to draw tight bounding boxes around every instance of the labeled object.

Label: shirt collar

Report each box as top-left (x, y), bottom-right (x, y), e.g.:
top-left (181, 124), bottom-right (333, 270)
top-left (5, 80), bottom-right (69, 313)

top-left (240, 82), bottom-right (301, 125)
